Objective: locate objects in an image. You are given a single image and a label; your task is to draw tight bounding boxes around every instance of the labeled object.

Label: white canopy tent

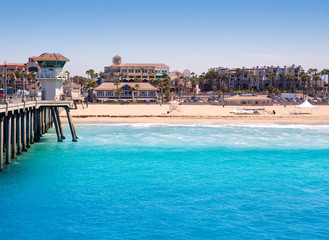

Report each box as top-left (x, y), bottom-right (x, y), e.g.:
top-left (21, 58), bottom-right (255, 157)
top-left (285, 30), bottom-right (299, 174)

top-left (294, 100), bottom-right (318, 114)
top-left (296, 100), bottom-right (318, 109)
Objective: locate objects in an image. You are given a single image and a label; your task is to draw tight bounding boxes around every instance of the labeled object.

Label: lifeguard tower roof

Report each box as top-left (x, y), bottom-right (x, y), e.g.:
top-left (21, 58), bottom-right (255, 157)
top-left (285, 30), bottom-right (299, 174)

top-left (35, 53), bottom-right (69, 68)
top-left (35, 53), bottom-right (70, 62)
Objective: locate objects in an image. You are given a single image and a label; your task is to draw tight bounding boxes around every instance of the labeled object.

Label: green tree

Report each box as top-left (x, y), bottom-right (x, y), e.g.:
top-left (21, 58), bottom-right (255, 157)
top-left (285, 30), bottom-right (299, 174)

top-left (191, 75), bottom-right (198, 97)
top-left (135, 83), bottom-right (141, 101)
top-left (114, 79), bottom-right (121, 100)
top-left (274, 88), bottom-right (280, 96)
top-left (211, 85), bottom-right (217, 99)
top-left (267, 85), bottom-right (275, 94)
top-left (86, 69), bottom-right (95, 80)
top-left (268, 71), bottom-right (276, 87)
top-left (117, 88), bottom-right (123, 101)
top-left (129, 86), bottom-right (135, 101)
top-left (220, 83), bottom-right (228, 104)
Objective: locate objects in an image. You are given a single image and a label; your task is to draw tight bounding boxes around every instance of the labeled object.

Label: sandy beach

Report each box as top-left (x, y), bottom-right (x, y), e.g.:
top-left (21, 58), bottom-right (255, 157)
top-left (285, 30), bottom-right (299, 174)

top-left (59, 104), bottom-right (329, 124)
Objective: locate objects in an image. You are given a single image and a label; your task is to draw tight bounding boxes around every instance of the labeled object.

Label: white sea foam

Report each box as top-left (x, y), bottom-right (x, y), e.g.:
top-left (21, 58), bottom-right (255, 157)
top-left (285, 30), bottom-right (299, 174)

top-left (77, 122), bottom-right (329, 130)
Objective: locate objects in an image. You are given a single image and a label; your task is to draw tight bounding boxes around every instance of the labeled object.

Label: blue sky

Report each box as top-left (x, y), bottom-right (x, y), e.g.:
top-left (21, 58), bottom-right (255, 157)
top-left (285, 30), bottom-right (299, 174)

top-left (0, 0), bottom-right (328, 76)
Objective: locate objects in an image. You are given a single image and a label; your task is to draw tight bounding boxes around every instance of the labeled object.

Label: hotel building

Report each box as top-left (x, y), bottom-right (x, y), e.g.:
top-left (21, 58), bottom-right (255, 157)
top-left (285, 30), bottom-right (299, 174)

top-left (104, 55), bottom-right (169, 83)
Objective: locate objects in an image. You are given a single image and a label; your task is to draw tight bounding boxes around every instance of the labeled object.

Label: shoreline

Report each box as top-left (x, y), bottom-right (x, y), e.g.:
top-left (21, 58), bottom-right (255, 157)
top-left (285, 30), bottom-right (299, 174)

top-left (60, 116), bottom-right (329, 125)
top-left (59, 104), bottom-right (329, 125)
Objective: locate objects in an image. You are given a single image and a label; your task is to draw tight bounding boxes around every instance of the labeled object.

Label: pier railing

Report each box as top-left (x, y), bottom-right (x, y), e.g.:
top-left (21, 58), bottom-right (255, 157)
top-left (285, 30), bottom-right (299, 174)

top-left (0, 100), bottom-right (78, 171)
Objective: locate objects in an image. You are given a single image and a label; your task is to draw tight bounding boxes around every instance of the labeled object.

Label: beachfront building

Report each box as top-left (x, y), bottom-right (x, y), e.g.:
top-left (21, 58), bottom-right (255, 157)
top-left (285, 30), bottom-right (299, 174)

top-left (207, 65), bottom-right (324, 91)
top-left (35, 53), bottom-right (69, 100)
top-left (169, 69), bottom-right (193, 93)
top-left (104, 55), bottom-right (169, 83)
top-left (0, 56), bottom-right (40, 89)
top-left (226, 95), bottom-right (273, 105)
top-left (63, 82), bottom-right (82, 99)
top-left (94, 82), bottom-right (158, 102)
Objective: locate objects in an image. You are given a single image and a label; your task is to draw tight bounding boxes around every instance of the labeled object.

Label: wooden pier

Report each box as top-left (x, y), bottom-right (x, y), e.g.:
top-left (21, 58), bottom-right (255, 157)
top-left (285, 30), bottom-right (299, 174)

top-left (0, 101), bottom-right (78, 171)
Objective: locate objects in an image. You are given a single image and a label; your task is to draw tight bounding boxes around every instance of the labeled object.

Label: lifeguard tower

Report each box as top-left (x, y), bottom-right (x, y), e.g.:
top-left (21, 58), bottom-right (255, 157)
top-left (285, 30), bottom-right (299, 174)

top-left (35, 53), bottom-right (69, 100)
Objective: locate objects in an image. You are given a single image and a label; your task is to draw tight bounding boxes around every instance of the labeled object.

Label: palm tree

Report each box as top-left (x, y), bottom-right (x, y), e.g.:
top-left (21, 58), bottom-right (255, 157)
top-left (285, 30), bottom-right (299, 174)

top-left (183, 77), bottom-right (188, 94)
top-left (211, 85), bottom-right (217, 99)
top-left (300, 72), bottom-right (311, 98)
top-left (114, 79), bottom-right (121, 100)
top-left (164, 77), bottom-right (172, 102)
top-left (268, 71), bottom-right (276, 87)
top-left (205, 70), bottom-right (219, 89)
top-left (308, 68), bottom-right (319, 96)
top-left (135, 83), bottom-right (141, 102)
top-left (235, 68), bottom-right (243, 91)
top-left (157, 79), bottom-right (164, 103)
top-left (220, 83), bottom-right (228, 105)
top-left (129, 87), bottom-right (135, 101)
top-left (86, 69), bottom-right (95, 80)
top-left (117, 88), bottom-right (123, 101)
top-left (119, 72), bottom-right (125, 82)
top-left (149, 73), bottom-right (155, 85)
top-left (191, 75), bottom-right (198, 97)
top-left (280, 74), bottom-right (287, 91)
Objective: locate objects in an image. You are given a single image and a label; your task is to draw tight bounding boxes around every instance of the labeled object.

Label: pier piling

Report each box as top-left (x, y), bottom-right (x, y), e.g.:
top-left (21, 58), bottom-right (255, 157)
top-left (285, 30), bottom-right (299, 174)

top-left (11, 113), bottom-right (16, 159)
top-left (66, 108), bottom-right (77, 142)
top-left (5, 113), bottom-right (12, 164)
top-left (51, 107), bottom-right (63, 142)
top-left (55, 107), bottom-right (65, 140)
top-left (0, 116), bottom-right (4, 171)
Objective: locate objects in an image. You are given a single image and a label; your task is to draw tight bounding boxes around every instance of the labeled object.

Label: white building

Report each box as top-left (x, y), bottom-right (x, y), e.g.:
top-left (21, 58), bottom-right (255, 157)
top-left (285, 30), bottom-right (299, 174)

top-left (35, 53), bottom-right (69, 100)
top-left (209, 64), bottom-right (306, 90)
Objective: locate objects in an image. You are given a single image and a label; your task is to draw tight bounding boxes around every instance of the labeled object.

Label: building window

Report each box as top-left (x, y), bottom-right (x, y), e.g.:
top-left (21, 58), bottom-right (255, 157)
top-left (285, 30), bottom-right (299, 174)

top-left (149, 91), bottom-right (155, 96)
top-left (97, 91), bottom-right (104, 97)
top-left (106, 91), bottom-right (113, 97)
top-left (140, 91), bottom-right (147, 96)
top-left (129, 69), bottom-right (134, 73)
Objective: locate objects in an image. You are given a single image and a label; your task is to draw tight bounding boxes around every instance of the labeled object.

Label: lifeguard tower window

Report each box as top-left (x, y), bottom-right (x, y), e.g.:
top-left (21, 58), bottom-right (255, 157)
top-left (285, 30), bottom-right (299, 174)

top-left (37, 61), bottom-right (66, 68)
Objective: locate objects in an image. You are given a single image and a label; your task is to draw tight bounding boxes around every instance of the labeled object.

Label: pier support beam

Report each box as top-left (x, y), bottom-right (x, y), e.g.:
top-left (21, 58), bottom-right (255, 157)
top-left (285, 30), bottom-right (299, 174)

top-left (16, 112), bottom-right (21, 155)
top-left (51, 107), bottom-right (62, 142)
top-left (5, 113), bottom-right (12, 164)
top-left (30, 109), bottom-right (34, 144)
top-left (11, 113), bottom-right (16, 159)
top-left (0, 116), bottom-right (4, 171)
top-left (21, 111), bottom-right (27, 152)
top-left (26, 109), bottom-right (30, 148)
top-left (66, 108), bottom-right (77, 142)
top-left (55, 107), bottom-right (65, 140)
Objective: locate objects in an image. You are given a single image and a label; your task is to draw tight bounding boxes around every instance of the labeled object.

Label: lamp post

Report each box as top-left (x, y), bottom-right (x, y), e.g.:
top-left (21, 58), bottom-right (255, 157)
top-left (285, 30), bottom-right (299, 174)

top-left (22, 67), bottom-right (26, 102)
top-left (4, 61), bottom-right (7, 103)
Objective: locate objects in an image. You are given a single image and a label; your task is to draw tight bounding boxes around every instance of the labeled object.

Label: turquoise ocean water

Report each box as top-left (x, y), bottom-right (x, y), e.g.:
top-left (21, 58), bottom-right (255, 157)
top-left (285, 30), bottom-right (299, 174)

top-left (1, 123), bottom-right (329, 239)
